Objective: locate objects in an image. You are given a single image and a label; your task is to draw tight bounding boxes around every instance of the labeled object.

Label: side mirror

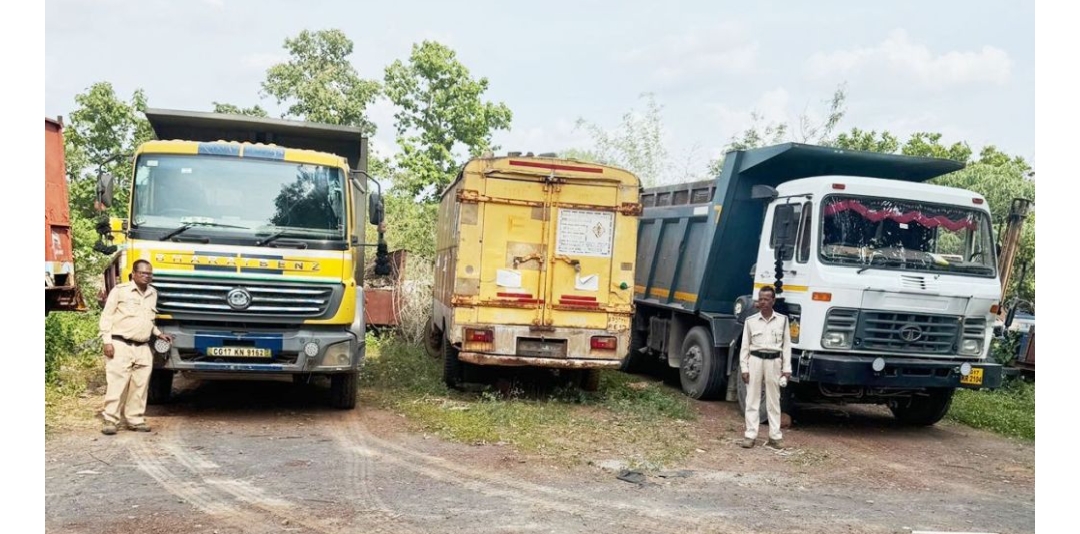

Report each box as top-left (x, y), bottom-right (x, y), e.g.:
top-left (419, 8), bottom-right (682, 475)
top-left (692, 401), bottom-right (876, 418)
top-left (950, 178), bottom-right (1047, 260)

top-left (1004, 306), bottom-right (1017, 330)
top-left (96, 172), bottom-right (115, 209)
top-left (368, 193), bottom-right (384, 225)
top-left (751, 185), bottom-right (779, 201)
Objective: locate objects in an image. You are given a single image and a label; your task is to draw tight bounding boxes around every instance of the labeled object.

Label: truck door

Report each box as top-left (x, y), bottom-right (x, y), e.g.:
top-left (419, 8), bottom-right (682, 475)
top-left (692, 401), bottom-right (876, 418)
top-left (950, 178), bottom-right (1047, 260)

top-left (757, 201), bottom-right (812, 340)
top-left (542, 177), bottom-right (628, 330)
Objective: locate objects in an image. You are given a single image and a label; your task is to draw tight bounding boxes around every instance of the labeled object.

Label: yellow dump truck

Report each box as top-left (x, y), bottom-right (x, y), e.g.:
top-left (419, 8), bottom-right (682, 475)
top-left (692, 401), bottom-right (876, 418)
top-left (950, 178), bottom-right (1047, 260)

top-left (427, 154), bottom-right (641, 390)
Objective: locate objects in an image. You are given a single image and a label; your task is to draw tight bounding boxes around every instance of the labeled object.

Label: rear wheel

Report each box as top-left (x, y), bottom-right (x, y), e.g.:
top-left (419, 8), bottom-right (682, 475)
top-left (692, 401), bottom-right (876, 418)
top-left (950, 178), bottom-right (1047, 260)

top-left (678, 326), bottom-right (726, 399)
top-left (423, 319), bottom-right (442, 359)
top-left (579, 369), bottom-right (601, 392)
top-left (147, 369), bottom-right (174, 405)
top-left (890, 388), bottom-right (954, 426)
top-left (442, 333), bottom-right (464, 390)
top-left (620, 328), bottom-right (649, 373)
top-left (330, 371), bottom-right (358, 410)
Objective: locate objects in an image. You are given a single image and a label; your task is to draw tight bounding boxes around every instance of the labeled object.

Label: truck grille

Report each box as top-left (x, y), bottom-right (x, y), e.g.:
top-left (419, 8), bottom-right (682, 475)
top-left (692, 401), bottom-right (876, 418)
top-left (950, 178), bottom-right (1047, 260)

top-left (153, 277), bottom-right (338, 318)
top-left (857, 311), bottom-right (960, 354)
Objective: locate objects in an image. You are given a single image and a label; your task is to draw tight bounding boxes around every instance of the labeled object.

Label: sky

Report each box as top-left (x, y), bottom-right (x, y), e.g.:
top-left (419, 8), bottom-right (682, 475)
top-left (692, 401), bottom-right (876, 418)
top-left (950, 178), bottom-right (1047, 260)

top-left (44, 0), bottom-right (1034, 183)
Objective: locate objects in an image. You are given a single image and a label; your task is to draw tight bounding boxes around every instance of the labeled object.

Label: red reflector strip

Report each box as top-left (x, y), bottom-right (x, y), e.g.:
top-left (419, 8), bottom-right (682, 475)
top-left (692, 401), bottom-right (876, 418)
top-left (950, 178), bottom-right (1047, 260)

top-left (497, 292), bottom-right (533, 298)
top-left (560, 300), bottom-right (599, 307)
top-left (973, 198), bottom-right (984, 204)
top-left (560, 295), bottom-right (597, 302)
top-left (508, 160), bottom-right (603, 174)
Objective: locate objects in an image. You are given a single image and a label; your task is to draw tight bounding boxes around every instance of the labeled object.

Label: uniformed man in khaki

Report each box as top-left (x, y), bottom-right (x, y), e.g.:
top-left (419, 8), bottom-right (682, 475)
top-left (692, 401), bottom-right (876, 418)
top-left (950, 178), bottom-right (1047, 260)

top-left (98, 259), bottom-right (172, 435)
top-left (739, 285), bottom-right (792, 449)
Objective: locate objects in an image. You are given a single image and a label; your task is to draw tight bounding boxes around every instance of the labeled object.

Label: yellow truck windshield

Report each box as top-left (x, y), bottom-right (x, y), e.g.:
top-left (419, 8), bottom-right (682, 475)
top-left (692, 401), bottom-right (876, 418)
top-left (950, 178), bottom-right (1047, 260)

top-left (131, 154), bottom-right (346, 243)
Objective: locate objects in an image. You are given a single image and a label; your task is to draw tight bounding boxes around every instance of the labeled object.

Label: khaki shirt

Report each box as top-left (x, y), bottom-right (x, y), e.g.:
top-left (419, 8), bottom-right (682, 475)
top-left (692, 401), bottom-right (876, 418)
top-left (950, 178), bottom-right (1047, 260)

top-left (99, 281), bottom-right (161, 345)
top-left (739, 312), bottom-right (793, 374)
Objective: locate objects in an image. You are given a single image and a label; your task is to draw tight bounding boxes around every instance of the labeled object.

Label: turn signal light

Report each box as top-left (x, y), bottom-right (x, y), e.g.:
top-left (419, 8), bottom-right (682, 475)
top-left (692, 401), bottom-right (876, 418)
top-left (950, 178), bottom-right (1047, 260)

top-left (812, 292), bottom-right (832, 302)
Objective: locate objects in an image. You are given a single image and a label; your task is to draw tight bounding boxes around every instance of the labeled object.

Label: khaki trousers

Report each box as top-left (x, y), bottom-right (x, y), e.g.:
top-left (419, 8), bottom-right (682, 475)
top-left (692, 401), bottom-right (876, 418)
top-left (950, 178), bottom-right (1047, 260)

top-left (744, 355), bottom-right (783, 440)
top-left (102, 341), bottom-right (153, 425)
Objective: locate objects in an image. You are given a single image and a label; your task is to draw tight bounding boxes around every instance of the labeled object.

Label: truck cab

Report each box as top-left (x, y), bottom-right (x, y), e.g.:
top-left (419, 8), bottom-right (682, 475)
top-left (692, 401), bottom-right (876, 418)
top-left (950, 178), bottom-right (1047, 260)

top-left (753, 176), bottom-right (1002, 423)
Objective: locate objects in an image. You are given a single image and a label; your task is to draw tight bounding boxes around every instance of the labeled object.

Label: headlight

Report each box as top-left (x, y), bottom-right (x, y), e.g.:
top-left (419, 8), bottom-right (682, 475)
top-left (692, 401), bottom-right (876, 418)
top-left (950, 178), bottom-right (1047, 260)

top-left (960, 338), bottom-right (981, 355)
top-left (822, 332), bottom-right (851, 349)
top-left (323, 341), bottom-right (353, 367)
top-left (822, 308), bottom-right (858, 349)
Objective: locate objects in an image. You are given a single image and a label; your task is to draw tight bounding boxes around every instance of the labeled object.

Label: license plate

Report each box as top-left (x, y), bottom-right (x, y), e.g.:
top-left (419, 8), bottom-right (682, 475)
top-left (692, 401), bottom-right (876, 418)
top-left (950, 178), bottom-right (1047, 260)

top-left (960, 367), bottom-right (984, 386)
top-left (206, 346), bottom-right (272, 358)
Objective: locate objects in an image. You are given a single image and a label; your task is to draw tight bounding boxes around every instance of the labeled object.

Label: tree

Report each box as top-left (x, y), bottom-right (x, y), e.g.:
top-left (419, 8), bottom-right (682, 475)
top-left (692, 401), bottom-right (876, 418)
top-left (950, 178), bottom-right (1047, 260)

top-left (212, 102), bottom-right (269, 117)
top-left (64, 81), bottom-right (153, 219)
top-left (383, 41), bottom-right (512, 200)
top-left (569, 93), bottom-right (670, 187)
top-left (901, 132), bottom-right (972, 163)
top-left (261, 29), bottom-right (381, 134)
top-left (708, 84), bottom-right (848, 177)
top-left (833, 128), bottom-right (901, 154)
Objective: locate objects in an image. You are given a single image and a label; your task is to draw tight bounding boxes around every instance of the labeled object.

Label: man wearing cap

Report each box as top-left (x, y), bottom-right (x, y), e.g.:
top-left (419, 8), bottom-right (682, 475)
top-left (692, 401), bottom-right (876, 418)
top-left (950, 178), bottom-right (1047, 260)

top-left (739, 285), bottom-right (792, 449)
top-left (98, 259), bottom-right (173, 435)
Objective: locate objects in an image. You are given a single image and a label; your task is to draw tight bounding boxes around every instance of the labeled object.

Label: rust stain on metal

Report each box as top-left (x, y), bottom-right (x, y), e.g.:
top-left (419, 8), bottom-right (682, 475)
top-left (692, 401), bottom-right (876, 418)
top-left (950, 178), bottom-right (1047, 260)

top-left (459, 352), bottom-right (622, 369)
top-left (451, 294), bottom-right (479, 306)
top-left (457, 189), bottom-right (544, 208)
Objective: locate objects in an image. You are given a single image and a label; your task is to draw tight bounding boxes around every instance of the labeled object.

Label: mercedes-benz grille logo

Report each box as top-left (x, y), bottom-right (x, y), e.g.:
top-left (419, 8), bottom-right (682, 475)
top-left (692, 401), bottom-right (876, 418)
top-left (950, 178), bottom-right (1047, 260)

top-left (226, 287), bottom-right (252, 310)
top-left (898, 324), bottom-right (923, 343)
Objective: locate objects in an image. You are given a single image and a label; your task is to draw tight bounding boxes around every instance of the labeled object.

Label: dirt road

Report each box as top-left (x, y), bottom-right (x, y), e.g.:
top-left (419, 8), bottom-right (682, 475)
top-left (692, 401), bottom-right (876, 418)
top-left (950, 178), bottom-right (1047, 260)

top-left (45, 379), bottom-right (1034, 534)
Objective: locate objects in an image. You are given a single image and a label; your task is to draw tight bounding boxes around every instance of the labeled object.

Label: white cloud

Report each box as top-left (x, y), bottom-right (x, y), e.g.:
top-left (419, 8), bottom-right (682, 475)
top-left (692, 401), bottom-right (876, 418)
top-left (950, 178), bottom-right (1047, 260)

top-left (202, 0), bottom-right (224, 8)
top-left (618, 23), bottom-right (759, 84)
top-left (708, 87), bottom-right (792, 144)
top-left (493, 118), bottom-right (589, 156)
top-left (242, 53), bottom-right (287, 72)
top-left (805, 29), bottom-right (1013, 88)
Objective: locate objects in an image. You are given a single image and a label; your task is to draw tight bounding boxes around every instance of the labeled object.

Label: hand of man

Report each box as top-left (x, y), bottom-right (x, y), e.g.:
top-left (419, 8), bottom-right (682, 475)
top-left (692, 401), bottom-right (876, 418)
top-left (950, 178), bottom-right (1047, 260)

top-left (742, 372), bottom-right (749, 384)
top-left (104, 344), bottom-right (115, 359)
top-left (157, 333), bottom-right (174, 343)
top-left (782, 372), bottom-right (791, 379)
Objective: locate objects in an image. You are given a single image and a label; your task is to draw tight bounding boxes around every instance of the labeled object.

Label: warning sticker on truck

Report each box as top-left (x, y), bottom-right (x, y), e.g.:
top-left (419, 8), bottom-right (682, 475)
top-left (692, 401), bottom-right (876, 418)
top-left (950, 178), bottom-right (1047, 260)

top-left (556, 209), bottom-right (614, 257)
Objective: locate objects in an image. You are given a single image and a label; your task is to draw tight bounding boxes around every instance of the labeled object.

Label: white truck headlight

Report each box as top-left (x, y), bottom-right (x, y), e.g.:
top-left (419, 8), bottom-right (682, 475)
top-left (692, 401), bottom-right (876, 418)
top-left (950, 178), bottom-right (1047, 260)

top-left (323, 341), bottom-right (352, 367)
top-left (960, 339), bottom-right (981, 355)
top-left (822, 332), bottom-right (851, 349)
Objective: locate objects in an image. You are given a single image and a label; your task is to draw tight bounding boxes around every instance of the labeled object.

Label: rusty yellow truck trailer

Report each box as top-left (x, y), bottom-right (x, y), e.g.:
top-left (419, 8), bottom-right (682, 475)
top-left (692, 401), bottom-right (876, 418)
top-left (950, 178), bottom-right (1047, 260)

top-left (428, 154), bottom-right (641, 390)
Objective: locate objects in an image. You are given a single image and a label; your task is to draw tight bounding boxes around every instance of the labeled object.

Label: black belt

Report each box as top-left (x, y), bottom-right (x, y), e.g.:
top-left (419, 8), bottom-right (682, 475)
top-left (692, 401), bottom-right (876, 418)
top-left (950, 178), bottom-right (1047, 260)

top-left (751, 350), bottom-right (781, 359)
top-left (112, 335), bottom-right (149, 347)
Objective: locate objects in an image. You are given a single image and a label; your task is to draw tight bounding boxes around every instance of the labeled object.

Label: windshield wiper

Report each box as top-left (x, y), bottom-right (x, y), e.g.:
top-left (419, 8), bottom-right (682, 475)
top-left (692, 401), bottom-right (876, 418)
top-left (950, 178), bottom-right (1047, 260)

top-left (255, 230), bottom-right (315, 247)
top-left (159, 221), bottom-right (249, 241)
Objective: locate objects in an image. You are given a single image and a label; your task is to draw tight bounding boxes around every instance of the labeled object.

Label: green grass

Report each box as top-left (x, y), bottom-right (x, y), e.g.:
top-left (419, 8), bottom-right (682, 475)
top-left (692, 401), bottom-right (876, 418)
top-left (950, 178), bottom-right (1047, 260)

top-left (45, 311), bottom-right (106, 434)
top-left (948, 377), bottom-right (1034, 441)
top-left (360, 334), bottom-right (698, 467)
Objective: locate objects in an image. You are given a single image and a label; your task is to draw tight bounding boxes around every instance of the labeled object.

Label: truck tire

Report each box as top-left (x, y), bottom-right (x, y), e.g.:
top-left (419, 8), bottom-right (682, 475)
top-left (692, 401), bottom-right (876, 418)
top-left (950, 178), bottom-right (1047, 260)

top-left (443, 334), bottom-right (464, 390)
top-left (619, 328), bottom-right (649, 373)
top-left (736, 371), bottom-right (769, 424)
top-left (678, 326), bottom-right (726, 399)
top-left (330, 371), bottom-right (358, 410)
top-left (423, 319), bottom-right (442, 359)
top-left (579, 369), bottom-right (602, 392)
top-left (890, 388), bottom-right (954, 426)
top-left (147, 369), bottom-right (174, 405)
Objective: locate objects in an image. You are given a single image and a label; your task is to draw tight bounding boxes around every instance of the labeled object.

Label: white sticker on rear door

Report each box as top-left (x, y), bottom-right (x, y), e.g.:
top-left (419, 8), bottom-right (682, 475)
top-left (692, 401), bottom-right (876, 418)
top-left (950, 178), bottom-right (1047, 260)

top-left (556, 209), bottom-right (614, 257)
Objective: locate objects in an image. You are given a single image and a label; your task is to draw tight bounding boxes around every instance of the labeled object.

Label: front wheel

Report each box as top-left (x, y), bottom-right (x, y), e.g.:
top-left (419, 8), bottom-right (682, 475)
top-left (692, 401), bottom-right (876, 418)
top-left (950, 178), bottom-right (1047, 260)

top-left (890, 388), bottom-right (954, 426)
top-left (147, 369), bottom-right (174, 405)
top-left (329, 371), bottom-right (358, 410)
top-left (678, 326), bottom-right (726, 399)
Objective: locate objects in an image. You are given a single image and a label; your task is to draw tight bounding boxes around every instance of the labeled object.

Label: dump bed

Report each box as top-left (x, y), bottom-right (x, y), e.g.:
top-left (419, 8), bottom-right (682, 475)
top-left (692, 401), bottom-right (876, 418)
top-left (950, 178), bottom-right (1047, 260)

top-left (45, 117), bottom-right (86, 313)
top-left (633, 143), bottom-right (964, 316)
